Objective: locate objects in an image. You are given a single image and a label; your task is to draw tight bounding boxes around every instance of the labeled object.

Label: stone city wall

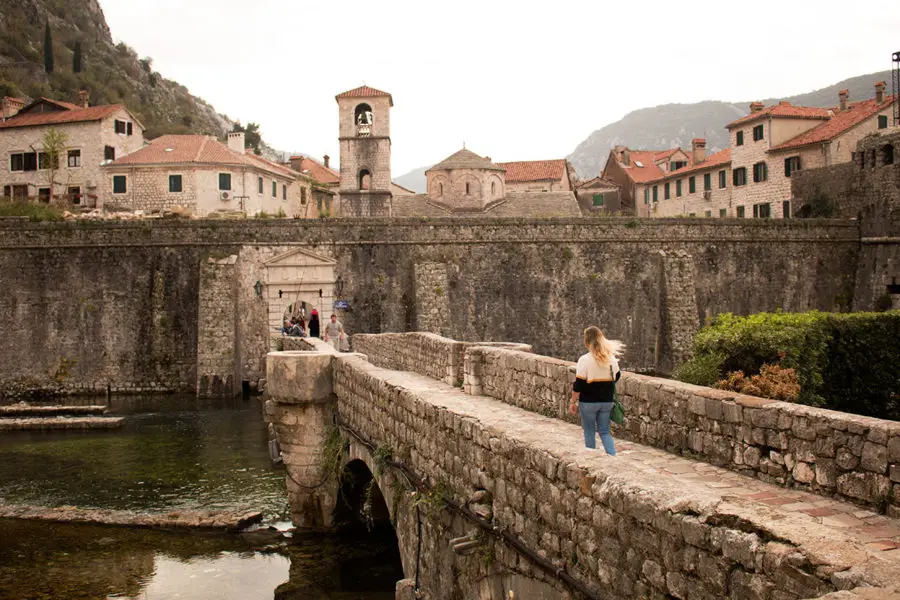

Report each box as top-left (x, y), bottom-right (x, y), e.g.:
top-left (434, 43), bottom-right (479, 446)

top-left (352, 331), bottom-right (531, 386)
top-left (331, 350), bottom-right (891, 599)
top-left (445, 336), bottom-right (900, 513)
top-left (0, 218), bottom-right (861, 394)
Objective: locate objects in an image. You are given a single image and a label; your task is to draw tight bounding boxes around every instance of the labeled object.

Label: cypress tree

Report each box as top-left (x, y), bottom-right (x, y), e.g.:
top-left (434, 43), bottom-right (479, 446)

top-left (73, 41), bottom-right (82, 73)
top-left (43, 20), bottom-right (54, 73)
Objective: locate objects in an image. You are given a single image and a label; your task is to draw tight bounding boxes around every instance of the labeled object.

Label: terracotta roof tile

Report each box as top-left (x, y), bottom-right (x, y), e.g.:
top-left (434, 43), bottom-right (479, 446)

top-left (107, 135), bottom-right (299, 180)
top-left (292, 156), bottom-right (340, 185)
top-left (427, 148), bottom-right (504, 172)
top-left (770, 96), bottom-right (895, 152)
top-left (644, 148), bottom-right (731, 184)
top-left (496, 159), bottom-right (567, 183)
top-left (726, 101), bottom-right (831, 129)
top-left (335, 86), bottom-right (393, 106)
top-left (0, 103), bottom-right (126, 129)
top-left (577, 176), bottom-right (620, 190)
top-left (614, 150), bottom-right (684, 184)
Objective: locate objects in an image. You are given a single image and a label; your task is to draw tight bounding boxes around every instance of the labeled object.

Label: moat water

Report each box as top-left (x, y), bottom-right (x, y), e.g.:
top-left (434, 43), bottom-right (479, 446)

top-left (0, 395), bottom-right (403, 599)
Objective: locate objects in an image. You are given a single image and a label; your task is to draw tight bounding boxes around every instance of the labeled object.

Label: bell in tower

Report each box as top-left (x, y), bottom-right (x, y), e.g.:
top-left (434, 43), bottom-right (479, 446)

top-left (335, 86), bottom-right (393, 217)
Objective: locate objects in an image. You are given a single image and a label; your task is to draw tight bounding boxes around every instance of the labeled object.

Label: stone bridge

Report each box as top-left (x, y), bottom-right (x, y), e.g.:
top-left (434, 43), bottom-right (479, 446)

top-left (265, 334), bottom-right (900, 600)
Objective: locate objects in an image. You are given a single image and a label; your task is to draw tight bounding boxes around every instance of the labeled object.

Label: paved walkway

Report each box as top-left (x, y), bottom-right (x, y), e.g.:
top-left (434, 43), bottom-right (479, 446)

top-left (360, 362), bottom-right (900, 592)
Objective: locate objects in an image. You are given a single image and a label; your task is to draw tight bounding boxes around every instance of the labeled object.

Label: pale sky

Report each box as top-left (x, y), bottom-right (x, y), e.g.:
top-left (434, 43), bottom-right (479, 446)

top-left (100, 0), bottom-right (900, 175)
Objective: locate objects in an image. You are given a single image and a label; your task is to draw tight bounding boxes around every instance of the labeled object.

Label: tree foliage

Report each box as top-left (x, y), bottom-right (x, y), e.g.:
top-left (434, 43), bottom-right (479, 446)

top-left (43, 20), bottom-right (54, 73)
top-left (231, 122), bottom-right (262, 155)
top-left (676, 311), bottom-right (900, 419)
top-left (42, 128), bottom-right (70, 198)
top-left (72, 40), bottom-right (82, 73)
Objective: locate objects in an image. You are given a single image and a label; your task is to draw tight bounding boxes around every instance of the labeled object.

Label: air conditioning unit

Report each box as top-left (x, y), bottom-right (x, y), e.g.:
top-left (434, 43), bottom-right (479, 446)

top-left (220, 191), bottom-right (230, 200)
top-left (703, 191), bottom-right (712, 201)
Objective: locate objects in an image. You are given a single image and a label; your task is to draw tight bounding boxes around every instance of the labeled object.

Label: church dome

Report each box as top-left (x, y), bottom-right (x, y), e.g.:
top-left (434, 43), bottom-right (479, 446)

top-left (425, 148), bottom-right (506, 211)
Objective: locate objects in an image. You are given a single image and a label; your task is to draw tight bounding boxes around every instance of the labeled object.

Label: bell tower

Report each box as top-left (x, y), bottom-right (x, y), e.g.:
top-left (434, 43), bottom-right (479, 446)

top-left (335, 85), bottom-right (393, 217)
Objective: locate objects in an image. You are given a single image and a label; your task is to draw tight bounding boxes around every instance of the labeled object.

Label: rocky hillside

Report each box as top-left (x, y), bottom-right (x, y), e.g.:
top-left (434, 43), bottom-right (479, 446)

top-left (0, 0), bottom-right (260, 145)
top-left (567, 70), bottom-right (894, 178)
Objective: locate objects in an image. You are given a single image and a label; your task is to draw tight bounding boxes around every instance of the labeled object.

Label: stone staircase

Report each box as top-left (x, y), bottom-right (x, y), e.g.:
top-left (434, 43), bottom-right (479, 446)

top-left (0, 403), bottom-right (124, 430)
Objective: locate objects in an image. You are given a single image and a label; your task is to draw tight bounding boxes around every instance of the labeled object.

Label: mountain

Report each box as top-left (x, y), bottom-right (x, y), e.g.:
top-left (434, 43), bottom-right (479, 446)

top-left (567, 70), bottom-right (894, 178)
top-left (0, 0), bottom-right (280, 156)
top-left (393, 165), bottom-right (429, 193)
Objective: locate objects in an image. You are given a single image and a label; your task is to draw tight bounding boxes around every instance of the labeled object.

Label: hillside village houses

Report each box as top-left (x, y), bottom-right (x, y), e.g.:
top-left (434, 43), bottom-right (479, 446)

top-left (603, 81), bottom-right (895, 218)
top-left (0, 91), bottom-right (144, 204)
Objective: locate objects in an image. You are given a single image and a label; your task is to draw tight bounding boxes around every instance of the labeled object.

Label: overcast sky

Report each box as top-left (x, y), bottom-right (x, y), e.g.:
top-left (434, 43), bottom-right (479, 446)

top-left (100, 0), bottom-right (899, 175)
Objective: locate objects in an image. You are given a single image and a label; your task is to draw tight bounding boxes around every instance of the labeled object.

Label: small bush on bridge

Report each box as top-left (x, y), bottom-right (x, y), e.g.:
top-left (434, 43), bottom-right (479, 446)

top-left (675, 311), bottom-right (900, 420)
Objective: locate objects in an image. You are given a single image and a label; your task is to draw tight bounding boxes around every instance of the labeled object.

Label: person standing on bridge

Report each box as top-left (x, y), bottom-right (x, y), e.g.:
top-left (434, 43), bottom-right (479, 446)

top-left (308, 309), bottom-right (321, 339)
top-left (569, 326), bottom-right (622, 455)
top-left (323, 314), bottom-right (345, 351)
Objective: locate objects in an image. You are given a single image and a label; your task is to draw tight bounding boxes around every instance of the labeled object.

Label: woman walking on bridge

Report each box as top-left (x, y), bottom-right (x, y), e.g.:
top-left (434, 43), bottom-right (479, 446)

top-left (569, 326), bottom-right (622, 455)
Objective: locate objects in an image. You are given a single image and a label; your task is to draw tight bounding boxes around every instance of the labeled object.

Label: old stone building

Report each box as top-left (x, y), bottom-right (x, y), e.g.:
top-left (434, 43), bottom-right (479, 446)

top-left (574, 176), bottom-right (622, 214)
top-left (497, 159), bottom-right (573, 193)
top-left (101, 132), bottom-right (310, 217)
top-left (336, 85), bottom-right (393, 216)
top-left (726, 82), bottom-right (894, 219)
top-left (0, 93), bottom-right (144, 205)
top-left (392, 148), bottom-right (581, 217)
top-left (601, 146), bottom-right (693, 214)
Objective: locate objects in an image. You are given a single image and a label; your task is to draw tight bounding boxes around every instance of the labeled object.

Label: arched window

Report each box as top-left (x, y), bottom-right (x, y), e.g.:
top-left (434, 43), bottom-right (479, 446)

top-left (491, 181), bottom-right (496, 196)
top-left (465, 182), bottom-right (470, 195)
top-left (354, 103), bottom-right (373, 126)
top-left (358, 169), bottom-right (371, 190)
top-left (438, 183), bottom-right (443, 196)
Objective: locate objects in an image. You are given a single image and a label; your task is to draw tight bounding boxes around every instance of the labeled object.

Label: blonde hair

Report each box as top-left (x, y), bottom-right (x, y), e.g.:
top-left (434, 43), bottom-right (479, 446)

top-left (583, 326), bottom-right (624, 364)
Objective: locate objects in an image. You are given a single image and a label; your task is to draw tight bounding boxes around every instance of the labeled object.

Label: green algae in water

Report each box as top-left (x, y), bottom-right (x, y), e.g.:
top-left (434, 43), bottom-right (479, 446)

top-left (0, 396), bottom-right (288, 521)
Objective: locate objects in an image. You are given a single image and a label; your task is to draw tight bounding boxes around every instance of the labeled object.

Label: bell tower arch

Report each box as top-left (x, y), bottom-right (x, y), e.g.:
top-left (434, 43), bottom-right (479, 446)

top-left (335, 85), bottom-right (393, 216)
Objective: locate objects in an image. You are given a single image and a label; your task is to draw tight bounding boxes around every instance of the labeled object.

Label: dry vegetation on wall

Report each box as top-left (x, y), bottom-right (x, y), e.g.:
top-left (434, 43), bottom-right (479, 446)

top-left (0, 0), bottom-right (249, 140)
top-left (0, 200), bottom-right (63, 221)
top-left (675, 311), bottom-right (900, 420)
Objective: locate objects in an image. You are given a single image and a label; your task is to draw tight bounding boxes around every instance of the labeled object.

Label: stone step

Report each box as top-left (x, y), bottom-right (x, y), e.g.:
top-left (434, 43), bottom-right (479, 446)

top-left (0, 405), bottom-right (107, 417)
top-left (0, 416), bottom-right (124, 431)
top-left (0, 503), bottom-right (262, 530)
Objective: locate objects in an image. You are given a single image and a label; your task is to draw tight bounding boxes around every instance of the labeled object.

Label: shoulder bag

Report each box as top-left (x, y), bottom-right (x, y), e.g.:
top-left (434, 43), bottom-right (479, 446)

top-left (610, 364), bottom-right (625, 425)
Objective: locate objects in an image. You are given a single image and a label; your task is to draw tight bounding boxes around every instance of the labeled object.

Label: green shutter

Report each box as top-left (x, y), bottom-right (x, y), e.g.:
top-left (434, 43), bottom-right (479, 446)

top-left (644, 188), bottom-right (649, 204)
top-left (703, 173), bottom-right (711, 191)
top-left (737, 206), bottom-right (745, 218)
top-left (592, 193), bottom-right (604, 207)
top-left (689, 177), bottom-right (695, 193)
top-left (653, 186), bottom-right (658, 202)
top-left (676, 180), bottom-right (682, 196)
top-left (720, 208), bottom-right (727, 218)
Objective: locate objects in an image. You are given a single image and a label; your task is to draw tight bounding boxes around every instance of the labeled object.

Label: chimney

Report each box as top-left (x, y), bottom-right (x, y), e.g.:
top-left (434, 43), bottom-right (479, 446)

top-left (838, 89), bottom-right (849, 112)
top-left (1, 96), bottom-right (25, 120)
top-left (692, 138), bottom-right (707, 165)
top-left (323, 154), bottom-right (330, 168)
top-left (875, 81), bottom-right (886, 104)
top-left (622, 149), bottom-right (631, 167)
top-left (77, 89), bottom-right (89, 109)
top-left (749, 102), bottom-right (764, 113)
top-left (227, 131), bottom-right (245, 154)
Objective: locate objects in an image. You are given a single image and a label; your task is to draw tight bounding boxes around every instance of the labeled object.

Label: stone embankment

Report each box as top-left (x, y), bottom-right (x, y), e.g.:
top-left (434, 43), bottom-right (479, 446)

top-left (328, 332), bottom-right (900, 599)
top-left (0, 402), bottom-right (122, 430)
top-left (0, 404), bottom-right (107, 416)
top-left (0, 504), bottom-right (262, 530)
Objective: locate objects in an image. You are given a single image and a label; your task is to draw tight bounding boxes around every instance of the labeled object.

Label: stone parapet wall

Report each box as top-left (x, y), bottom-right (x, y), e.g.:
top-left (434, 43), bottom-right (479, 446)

top-left (352, 332), bottom-right (530, 386)
top-left (332, 353), bottom-right (890, 599)
top-left (462, 342), bottom-right (900, 513)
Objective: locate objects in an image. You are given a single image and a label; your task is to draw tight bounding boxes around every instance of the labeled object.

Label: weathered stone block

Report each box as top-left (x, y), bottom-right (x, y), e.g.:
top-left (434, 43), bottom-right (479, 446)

top-left (861, 442), bottom-right (888, 474)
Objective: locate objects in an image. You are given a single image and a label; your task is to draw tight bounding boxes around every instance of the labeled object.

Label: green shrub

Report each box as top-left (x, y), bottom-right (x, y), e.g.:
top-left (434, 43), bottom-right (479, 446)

top-left (673, 351), bottom-right (725, 387)
top-left (678, 311), bottom-right (900, 419)
top-left (0, 201), bottom-right (64, 221)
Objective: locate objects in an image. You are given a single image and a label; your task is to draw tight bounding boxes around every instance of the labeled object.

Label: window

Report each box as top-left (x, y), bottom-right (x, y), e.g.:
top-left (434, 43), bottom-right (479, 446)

top-left (465, 182), bottom-right (470, 195)
top-left (112, 175), bottom-right (127, 194)
top-left (752, 124), bottom-right (764, 141)
top-left (884, 144), bottom-right (895, 166)
top-left (671, 160), bottom-right (686, 171)
top-left (67, 149), bottom-right (81, 168)
top-left (737, 206), bottom-right (745, 218)
top-left (491, 181), bottom-right (496, 196)
top-left (114, 120), bottom-right (127, 134)
top-left (703, 173), bottom-right (711, 191)
top-left (782, 200), bottom-right (791, 219)
top-left (126, 122), bottom-right (133, 136)
top-left (168, 174), bottom-right (182, 193)
top-left (301, 188), bottom-right (308, 204)
top-left (733, 167), bottom-right (747, 186)
top-left (784, 156), bottom-right (801, 177)
top-left (652, 185), bottom-right (658, 202)
top-left (282, 184), bottom-right (287, 200)
top-left (664, 182), bottom-right (670, 200)
top-left (439, 183), bottom-right (443, 196)
top-left (104, 146), bottom-right (115, 161)
top-left (38, 188), bottom-right (50, 203)
top-left (272, 181), bottom-right (277, 197)
top-left (736, 131), bottom-right (744, 146)
top-left (704, 210), bottom-right (712, 218)
top-left (10, 153), bottom-right (24, 171)
top-left (676, 180), bottom-right (682, 197)
top-left (718, 170), bottom-right (727, 189)
top-left (719, 208), bottom-right (727, 218)
top-left (689, 213), bottom-right (696, 217)
top-left (688, 177), bottom-right (696, 194)
top-left (218, 173), bottom-right (231, 191)
top-left (753, 203), bottom-right (771, 218)
top-left (68, 186), bottom-right (80, 204)
top-left (38, 152), bottom-right (57, 170)
top-left (592, 193), bottom-right (604, 207)
top-left (752, 161), bottom-right (768, 183)
top-left (643, 188), bottom-right (649, 205)
top-left (258, 176), bottom-right (263, 194)
top-left (878, 115), bottom-right (889, 130)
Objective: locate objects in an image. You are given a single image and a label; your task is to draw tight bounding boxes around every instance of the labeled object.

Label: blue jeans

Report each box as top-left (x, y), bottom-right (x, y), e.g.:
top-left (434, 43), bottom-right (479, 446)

top-left (579, 402), bottom-right (616, 455)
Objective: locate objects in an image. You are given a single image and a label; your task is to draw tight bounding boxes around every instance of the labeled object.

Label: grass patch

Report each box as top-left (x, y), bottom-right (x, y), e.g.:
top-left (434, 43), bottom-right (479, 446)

top-left (0, 201), bottom-right (64, 221)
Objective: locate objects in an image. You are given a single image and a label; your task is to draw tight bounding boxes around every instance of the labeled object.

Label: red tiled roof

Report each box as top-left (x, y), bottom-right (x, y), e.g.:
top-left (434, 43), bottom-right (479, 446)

top-left (613, 150), bottom-right (686, 184)
top-left (0, 103), bottom-right (126, 129)
top-left (107, 135), bottom-right (299, 179)
top-left (292, 156), bottom-right (340, 185)
top-left (335, 86), bottom-right (393, 106)
top-left (726, 101), bottom-right (831, 129)
top-left (644, 148), bottom-right (731, 184)
top-left (496, 159), bottom-right (567, 182)
top-left (769, 96), bottom-right (895, 152)
top-left (577, 176), bottom-right (620, 190)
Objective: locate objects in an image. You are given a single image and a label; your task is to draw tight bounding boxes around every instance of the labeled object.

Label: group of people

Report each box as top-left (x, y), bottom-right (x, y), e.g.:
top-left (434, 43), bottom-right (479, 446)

top-left (281, 309), bottom-right (347, 352)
